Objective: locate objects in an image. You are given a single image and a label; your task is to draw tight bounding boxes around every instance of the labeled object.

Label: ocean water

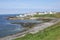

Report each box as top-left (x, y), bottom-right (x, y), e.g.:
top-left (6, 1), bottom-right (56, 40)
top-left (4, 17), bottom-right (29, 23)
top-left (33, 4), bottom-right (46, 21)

top-left (0, 14), bottom-right (25, 37)
top-left (0, 14), bottom-right (42, 37)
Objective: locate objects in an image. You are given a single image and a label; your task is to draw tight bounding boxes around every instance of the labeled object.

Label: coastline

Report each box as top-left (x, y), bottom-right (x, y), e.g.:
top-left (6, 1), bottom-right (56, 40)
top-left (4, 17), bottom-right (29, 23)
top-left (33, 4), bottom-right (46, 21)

top-left (0, 18), bottom-right (60, 40)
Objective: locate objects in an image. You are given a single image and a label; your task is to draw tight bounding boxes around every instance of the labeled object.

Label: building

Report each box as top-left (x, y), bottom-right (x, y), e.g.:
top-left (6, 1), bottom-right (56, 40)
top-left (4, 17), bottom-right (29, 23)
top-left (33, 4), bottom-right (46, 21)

top-left (16, 11), bottom-right (56, 18)
top-left (16, 14), bottom-right (27, 17)
top-left (36, 12), bottom-right (48, 15)
top-left (49, 11), bottom-right (56, 14)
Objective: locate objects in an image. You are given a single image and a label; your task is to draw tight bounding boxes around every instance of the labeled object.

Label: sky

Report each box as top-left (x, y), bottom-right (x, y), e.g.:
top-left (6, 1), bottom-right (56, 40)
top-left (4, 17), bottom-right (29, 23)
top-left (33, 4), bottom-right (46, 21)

top-left (0, 0), bottom-right (60, 14)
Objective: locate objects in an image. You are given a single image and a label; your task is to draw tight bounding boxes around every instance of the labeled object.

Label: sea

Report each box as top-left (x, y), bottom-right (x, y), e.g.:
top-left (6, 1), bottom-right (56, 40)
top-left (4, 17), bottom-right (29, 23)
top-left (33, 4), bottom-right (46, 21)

top-left (0, 14), bottom-right (25, 38)
top-left (0, 14), bottom-right (42, 38)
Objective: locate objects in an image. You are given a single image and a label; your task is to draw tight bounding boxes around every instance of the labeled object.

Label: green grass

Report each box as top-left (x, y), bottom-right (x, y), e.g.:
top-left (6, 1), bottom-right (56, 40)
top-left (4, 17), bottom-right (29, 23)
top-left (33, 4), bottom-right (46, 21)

top-left (33, 13), bottom-right (60, 18)
top-left (14, 22), bottom-right (60, 40)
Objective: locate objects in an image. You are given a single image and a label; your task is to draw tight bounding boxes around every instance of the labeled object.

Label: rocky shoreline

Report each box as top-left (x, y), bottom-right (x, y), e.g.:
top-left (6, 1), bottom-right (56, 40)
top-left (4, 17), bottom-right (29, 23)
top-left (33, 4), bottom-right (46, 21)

top-left (0, 18), bottom-right (60, 40)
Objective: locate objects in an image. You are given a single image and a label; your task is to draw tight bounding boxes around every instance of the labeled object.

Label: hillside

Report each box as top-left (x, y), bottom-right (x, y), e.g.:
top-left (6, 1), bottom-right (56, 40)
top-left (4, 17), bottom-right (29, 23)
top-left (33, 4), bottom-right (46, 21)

top-left (14, 22), bottom-right (60, 40)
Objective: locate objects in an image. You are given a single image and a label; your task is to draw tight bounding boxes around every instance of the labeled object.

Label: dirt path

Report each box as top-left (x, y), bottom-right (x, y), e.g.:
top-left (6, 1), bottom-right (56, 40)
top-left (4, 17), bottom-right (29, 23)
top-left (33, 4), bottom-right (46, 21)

top-left (28, 19), bottom-right (60, 34)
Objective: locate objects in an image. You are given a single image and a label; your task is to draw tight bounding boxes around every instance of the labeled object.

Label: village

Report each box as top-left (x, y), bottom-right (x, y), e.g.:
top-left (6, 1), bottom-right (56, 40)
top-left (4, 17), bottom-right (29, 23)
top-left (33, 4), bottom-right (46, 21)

top-left (8, 11), bottom-right (56, 20)
top-left (16, 11), bottom-right (56, 17)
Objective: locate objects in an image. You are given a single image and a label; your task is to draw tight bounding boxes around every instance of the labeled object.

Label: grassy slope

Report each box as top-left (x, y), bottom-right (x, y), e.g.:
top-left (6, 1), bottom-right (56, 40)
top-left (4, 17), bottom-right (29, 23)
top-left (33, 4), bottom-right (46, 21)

top-left (14, 22), bottom-right (60, 40)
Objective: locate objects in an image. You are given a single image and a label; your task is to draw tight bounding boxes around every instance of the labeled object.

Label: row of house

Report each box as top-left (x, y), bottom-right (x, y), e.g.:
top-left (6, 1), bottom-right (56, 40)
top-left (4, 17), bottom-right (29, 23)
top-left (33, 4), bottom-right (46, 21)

top-left (16, 12), bottom-right (56, 17)
top-left (16, 12), bottom-right (36, 17)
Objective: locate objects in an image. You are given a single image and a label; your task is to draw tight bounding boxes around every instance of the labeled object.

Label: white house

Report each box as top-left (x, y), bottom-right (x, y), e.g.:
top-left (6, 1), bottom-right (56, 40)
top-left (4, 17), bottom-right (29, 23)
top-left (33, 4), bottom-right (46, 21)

top-left (36, 12), bottom-right (48, 15)
top-left (39, 12), bottom-right (45, 15)
top-left (49, 11), bottom-right (53, 14)
top-left (16, 11), bottom-right (56, 18)
top-left (47, 11), bottom-right (56, 14)
top-left (16, 12), bottom-right (36, 17)
top-left (25, 12), bottom-right (37, 16)
top-left (16, 14), bottom-right (27, 17)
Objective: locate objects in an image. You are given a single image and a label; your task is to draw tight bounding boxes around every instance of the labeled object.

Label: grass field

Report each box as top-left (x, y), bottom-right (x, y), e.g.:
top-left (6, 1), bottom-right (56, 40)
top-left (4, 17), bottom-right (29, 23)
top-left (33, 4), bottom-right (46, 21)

top-left (33, 13), bottom-right (60, 18)
top-left (14, 22), bottom-right (60, 40)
